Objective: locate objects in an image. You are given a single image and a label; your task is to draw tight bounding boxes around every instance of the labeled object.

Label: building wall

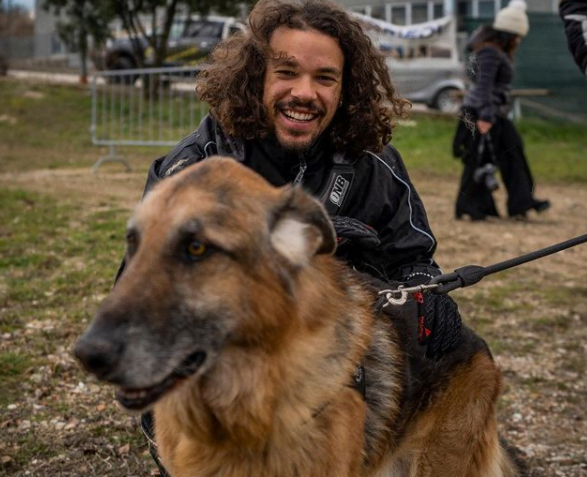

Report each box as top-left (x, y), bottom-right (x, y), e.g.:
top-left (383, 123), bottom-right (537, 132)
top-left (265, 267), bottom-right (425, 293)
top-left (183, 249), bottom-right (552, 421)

top-left (33, 3), bottom-right (67, 58)
top-left (337, 0), bottom-right (558, 24)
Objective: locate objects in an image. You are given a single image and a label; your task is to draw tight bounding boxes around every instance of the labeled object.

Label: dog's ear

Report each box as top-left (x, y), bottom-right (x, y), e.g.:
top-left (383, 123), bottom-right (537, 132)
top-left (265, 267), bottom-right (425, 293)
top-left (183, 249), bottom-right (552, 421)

top-left (270, 186), bottom-right (336, 266)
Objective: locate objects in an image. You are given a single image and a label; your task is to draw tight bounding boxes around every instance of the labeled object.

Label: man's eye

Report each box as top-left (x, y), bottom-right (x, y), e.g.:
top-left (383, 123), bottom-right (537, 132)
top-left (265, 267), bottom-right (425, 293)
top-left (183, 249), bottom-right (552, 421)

top-left (276, 69), bottom-right (295, 77)
top-left (186, 240), bottom-right (207, 259)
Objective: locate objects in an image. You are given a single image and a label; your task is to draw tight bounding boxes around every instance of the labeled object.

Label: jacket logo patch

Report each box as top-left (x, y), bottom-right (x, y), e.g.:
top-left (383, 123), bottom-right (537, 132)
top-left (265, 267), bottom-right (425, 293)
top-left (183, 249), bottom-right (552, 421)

top-left (329, 175), bottom-right (350, 207)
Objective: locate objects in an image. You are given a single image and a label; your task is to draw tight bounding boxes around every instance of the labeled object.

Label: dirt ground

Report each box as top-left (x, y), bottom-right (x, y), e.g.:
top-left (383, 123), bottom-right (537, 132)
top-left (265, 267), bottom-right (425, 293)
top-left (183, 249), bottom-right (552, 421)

top-left (1, 165), bottom-right (586, 476)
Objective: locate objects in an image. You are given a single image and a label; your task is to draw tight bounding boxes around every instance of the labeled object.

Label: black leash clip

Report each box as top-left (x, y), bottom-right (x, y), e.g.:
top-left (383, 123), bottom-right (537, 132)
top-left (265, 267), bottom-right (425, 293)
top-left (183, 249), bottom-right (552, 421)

top-left (428, 265), bottom-right (486, 294)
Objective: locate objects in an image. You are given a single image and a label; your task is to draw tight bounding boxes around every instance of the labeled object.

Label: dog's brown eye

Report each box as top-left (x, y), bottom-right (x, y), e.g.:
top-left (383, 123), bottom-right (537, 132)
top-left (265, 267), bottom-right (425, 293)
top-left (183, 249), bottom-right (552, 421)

top-left (187, 240), bottom-right (207, 258)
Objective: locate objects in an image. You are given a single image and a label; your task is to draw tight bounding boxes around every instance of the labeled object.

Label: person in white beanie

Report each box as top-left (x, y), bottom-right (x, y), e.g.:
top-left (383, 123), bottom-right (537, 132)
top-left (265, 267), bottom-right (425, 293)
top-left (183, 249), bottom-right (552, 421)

top-left (451, 0), bottom-right (550, 221)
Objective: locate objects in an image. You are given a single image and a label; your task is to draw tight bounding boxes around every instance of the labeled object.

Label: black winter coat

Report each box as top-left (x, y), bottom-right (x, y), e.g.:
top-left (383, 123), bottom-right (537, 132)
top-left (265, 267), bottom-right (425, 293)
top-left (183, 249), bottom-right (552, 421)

top-left (144, 115), bottom-right (440, 282)
top-left (462, 45), bottom-right (514, 123)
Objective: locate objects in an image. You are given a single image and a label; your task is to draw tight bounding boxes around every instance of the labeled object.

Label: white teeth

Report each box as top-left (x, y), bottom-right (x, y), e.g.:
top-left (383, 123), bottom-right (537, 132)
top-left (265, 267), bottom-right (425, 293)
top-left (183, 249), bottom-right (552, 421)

top-left (283, 110), bottom-right (314, 121)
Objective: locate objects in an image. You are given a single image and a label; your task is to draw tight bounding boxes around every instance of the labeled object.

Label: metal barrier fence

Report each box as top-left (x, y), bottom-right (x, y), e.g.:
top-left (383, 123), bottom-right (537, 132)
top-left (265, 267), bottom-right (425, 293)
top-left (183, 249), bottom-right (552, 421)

top-left (90, 66), bottom-right (208, 172)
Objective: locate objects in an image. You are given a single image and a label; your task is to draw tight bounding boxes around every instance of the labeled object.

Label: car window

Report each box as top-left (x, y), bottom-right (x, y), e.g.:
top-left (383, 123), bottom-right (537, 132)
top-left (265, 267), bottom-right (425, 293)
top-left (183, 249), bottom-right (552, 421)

top-left (185, 21), bottom-right (223, 39)
top-left (168, 22), bottom-right (185, 41)
top-left (198, 22), bottom-right (223, 39)
top-left (185, 20), bottom-right (205, 38)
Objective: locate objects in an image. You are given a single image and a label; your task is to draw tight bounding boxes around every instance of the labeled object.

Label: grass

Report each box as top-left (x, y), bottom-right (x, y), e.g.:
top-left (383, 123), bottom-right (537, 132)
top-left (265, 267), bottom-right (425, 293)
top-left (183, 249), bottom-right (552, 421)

top-left (0, 186), bottom-right (127, 391)
top-left (0, 186), bottom-right (151, 475)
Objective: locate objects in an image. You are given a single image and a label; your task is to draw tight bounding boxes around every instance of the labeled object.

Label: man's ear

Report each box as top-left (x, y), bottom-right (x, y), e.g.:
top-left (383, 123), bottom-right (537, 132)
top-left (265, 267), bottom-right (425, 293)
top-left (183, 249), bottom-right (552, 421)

top-left (269, 185), bottom-right (336, 267)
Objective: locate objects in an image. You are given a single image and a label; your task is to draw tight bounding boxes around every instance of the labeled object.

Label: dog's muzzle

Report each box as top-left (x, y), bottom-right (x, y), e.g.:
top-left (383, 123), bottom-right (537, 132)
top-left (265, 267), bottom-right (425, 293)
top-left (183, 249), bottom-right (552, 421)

top-left (74, 331), bottom-right (207, 411)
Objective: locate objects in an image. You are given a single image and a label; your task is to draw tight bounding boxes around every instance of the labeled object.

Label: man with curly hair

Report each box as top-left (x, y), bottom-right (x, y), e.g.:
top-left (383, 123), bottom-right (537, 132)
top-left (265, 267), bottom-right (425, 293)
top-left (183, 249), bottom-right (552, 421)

top-left (133, 0), bottom-right (463, 473)
top-left (144, 0), bottom-right (439, 284)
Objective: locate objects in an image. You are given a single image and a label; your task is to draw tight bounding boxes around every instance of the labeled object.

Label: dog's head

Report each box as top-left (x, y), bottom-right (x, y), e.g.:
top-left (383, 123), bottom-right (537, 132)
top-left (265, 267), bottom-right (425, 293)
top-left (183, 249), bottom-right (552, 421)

top-left (74, 157), bottom-right (336, 411)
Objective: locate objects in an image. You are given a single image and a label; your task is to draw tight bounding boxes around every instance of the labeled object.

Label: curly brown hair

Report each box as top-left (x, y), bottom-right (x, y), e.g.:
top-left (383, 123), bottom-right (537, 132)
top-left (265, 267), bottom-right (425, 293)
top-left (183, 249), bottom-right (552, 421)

top-left (196, 0), bottom-right (410, 155)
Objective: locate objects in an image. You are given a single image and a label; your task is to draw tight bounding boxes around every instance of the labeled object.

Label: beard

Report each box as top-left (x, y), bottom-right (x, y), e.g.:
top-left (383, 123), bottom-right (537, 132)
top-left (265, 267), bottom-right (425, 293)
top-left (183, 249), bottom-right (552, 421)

top-left (274, 129), bottom-right (318, 153)
top-left (271, 99), bottom-right (326, 153)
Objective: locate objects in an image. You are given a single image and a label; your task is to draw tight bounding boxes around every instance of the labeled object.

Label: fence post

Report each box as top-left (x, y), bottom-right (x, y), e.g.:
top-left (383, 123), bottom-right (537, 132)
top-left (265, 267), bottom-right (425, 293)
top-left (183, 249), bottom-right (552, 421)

top-left (91, 144), bottom-right (132, 174)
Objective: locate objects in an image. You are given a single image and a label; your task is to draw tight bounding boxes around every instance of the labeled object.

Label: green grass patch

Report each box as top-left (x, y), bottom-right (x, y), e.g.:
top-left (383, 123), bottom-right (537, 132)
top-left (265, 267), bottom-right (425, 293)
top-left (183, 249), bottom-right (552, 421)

top-left (530, 314), bottom-right (572, 332)
top-left (0, 352), bottom-right (34, 406)
top-left (540, 285), bottom-right (587, 308)
top-left (0, 352), bottom-right (32, 379)
top-left (8, 435), bottom-right (59, 467)
top-left (0, 188), bottom-right (127, 334)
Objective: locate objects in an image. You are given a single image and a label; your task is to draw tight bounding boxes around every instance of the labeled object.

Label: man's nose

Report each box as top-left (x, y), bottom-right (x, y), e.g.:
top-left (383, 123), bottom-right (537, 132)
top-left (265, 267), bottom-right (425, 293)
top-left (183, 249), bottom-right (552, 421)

top-left (291, 75), bottom-right (317, 102)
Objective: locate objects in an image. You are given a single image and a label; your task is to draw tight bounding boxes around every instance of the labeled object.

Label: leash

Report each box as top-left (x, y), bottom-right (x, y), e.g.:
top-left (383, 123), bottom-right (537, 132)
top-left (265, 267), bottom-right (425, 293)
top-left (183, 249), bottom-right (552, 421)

top-left (379, 232), bottom-right (587, 306)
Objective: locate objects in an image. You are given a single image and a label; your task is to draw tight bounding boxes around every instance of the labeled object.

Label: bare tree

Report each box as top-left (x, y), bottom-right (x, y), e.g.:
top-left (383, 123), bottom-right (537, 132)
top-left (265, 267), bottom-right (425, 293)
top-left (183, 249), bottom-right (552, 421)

top-left (108, 0), bottom-right (245, 70)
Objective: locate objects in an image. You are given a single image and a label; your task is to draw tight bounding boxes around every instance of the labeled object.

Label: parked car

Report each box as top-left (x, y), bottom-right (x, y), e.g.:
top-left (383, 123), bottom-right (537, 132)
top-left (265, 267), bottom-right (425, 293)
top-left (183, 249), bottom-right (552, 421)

top-left (91, 15), bottom-right (245, 74)
top-left (388, 57), bottom-right (465, 113)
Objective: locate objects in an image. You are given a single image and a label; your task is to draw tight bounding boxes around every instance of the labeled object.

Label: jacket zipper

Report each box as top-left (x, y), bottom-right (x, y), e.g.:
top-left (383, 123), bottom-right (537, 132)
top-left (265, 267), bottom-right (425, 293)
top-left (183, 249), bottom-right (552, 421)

top-left (293, 156), bottom-right (307, 185)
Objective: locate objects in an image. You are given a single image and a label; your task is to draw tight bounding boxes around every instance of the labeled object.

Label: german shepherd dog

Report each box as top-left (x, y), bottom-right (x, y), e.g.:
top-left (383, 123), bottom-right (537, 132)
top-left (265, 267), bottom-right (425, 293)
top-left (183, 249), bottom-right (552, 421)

top-left (75, 157), bottom-right (521, 477)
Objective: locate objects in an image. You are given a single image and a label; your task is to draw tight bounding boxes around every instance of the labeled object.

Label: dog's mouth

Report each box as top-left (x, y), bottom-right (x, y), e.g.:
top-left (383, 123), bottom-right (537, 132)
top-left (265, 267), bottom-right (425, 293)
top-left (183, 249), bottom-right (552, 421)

top-left (115, 351), bottom-right (206, 411)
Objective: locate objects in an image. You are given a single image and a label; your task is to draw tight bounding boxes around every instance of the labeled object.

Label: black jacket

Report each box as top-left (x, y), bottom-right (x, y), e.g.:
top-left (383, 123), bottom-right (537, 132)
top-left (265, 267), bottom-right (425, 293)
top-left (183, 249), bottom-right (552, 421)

top-left (143, 115), bottom-right (439, 282)
top-left (560, 0), bottom-right (587, 77)
top-left (463, 45), bottom-right (514, 123)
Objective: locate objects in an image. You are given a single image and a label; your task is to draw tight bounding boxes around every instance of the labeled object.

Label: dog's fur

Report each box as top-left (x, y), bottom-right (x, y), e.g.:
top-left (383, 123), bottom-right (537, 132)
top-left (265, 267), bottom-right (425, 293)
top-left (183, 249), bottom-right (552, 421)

top-left (75, 157), bottom-right (520, 477)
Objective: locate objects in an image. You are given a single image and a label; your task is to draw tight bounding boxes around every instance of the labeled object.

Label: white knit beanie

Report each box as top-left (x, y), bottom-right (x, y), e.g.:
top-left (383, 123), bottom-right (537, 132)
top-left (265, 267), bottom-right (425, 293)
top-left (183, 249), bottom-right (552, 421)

top-left (493, 0), bottom-right (529, 37)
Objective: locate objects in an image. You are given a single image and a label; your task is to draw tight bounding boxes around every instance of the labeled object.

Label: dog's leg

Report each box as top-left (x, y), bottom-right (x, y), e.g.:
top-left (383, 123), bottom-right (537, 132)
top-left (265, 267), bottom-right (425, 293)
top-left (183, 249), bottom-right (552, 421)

top-left (398, 353), bottom-right (520, 477)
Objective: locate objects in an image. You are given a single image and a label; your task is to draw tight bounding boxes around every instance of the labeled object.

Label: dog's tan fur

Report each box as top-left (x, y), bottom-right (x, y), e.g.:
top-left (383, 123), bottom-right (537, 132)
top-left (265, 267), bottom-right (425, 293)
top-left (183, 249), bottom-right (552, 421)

top-left (75, 157), bottom-right (520, 477)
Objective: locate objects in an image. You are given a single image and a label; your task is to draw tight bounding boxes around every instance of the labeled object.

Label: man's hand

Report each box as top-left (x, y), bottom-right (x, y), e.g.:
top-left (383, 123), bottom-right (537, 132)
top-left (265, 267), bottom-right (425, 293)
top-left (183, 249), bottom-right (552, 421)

top-left (331, 216), bottom-right (380, 251)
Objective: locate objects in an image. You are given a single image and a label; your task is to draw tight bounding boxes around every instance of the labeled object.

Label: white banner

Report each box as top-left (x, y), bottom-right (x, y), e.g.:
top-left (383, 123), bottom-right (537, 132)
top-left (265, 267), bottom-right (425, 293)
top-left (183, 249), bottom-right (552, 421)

top-left (351, 13), bottom-right (458, 62)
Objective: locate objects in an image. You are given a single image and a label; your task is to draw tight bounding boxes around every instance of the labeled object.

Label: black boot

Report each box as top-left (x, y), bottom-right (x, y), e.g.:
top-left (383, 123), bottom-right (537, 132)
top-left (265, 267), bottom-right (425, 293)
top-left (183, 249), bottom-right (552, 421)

top-left (533, 200), bottom-right (551, 213)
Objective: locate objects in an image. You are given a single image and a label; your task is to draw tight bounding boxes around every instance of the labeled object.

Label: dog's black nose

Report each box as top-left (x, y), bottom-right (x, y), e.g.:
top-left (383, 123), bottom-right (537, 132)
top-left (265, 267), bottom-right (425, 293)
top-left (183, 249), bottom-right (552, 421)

top-left (74, 335), bottom-right (124, 380)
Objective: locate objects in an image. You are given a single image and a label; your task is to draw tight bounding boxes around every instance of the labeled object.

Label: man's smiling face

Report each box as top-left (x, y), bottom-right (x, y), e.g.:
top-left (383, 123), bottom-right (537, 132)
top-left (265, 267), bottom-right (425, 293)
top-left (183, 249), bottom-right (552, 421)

top-left (262, 26), bottom-right (344, 153)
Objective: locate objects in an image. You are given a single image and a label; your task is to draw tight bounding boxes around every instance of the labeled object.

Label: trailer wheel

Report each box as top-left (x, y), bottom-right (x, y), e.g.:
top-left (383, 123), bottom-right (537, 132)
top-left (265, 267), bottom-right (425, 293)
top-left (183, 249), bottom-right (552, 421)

top-left (433, 87), bottom-right (462, 114)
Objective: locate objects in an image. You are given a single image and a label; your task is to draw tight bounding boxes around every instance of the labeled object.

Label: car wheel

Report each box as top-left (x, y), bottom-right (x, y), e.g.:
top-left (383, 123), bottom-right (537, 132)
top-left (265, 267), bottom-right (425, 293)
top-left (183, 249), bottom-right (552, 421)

top-left (433, 87), bottom-right (462, 114)
top-left (107, 56), bottom-right (138, 85)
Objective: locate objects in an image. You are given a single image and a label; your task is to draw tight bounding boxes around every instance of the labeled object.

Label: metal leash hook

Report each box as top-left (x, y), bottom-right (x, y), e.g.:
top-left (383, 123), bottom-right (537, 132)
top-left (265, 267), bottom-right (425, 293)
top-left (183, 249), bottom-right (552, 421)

top-left (379, 287), bottom-right (409, 306)
top-left (378, 283), bottom-right (440, 307)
